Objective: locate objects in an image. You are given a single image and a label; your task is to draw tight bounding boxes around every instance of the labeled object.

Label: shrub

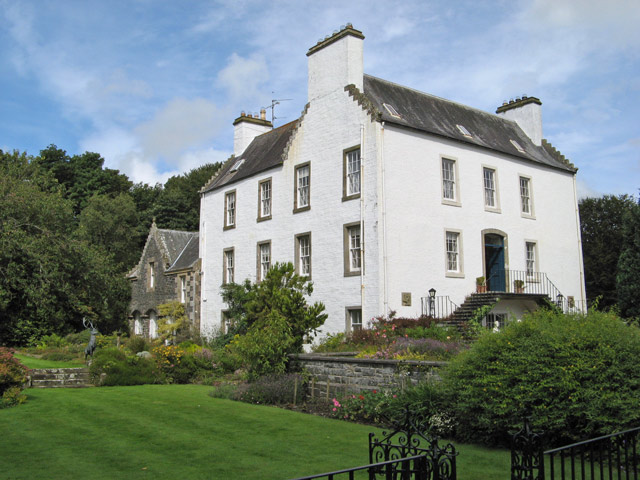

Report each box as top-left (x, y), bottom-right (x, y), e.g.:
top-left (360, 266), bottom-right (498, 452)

top-left (64, 330), bottom-right (91, 345)
top-left (37, 333), bottom-right (69, 349)
top-left (127, 336), bottom-right (151, 354)
top-left (40, 351), bottom-right (77, 362)
top-left (442, 309), bottom-right (640, 447)
top-left (89, 348), bottom-right (160, 386)
top-left (234, 373), bottom-right (306, 405)
top-left (331, 389), bottom-right (396, 424)
top-left (0, 348), bottom-right (29, 408)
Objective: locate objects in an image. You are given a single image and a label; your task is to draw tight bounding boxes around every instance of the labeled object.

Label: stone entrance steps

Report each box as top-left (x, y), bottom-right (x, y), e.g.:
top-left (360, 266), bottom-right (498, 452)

top-left (28, 367), bottom-right (92, 388)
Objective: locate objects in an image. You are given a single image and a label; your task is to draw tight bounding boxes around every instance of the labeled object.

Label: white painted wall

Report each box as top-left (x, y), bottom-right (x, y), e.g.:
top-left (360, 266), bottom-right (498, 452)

top-left (379, 124), bottom-right (585, 317)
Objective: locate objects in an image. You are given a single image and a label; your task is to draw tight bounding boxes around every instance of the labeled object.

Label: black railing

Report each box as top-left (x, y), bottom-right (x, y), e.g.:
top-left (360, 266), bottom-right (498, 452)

top-left (290, 454), bottom-right (430, 480)
top-left (511, 421), bottom-right (640, 479)
top-left (421, 296), bottom-right (458, 320)
top-left (486, 270), bottom-right (587, 315)
top-left (546, 428), bottom-right (639, 479)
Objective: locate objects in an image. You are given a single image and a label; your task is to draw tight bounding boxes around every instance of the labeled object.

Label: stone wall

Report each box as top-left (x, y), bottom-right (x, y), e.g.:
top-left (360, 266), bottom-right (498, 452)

top-left (290, 353), bottom-right (445, 398)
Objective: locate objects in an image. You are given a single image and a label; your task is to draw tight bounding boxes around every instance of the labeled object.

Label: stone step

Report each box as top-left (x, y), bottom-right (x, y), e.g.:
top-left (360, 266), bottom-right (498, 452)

top-left (27, 368), bottom-right (93, 388)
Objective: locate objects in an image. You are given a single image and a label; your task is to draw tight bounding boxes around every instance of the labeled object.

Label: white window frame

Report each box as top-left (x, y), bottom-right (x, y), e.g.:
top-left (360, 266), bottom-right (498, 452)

top-left (444, 229), bottom-right (464, 278)
top-left (525, 241), bottom-right (538, 278)
top-left (482, 166), bottom-right (500, 212)
top-left (223, 248), bottom-right (234, 284)
top-left (519, 175), bottom-right (535, 218)
top-left (343, 146), bottom-right (361, 201)
top-left (257, 241), bottom-right (271, 282)
top-left (180, 276), bottom-right (187, 303)
top-left (441, 156), bottom-right (460, 206)
top-left (148, 261), bottom-right (155, 290)
top-left (224, 190), bottom-right (236, 229)
top-left (258, 178), bottom-right (272, 221)
top-left (344, 222), bottom-right (362, 277)
top-left (294, 163), bottom-right (310, 212)
top-left (346, 307), bottom-right (363, 332)
top-left (295, 233), bottom-right (312, 278)
top-left (149, 311), bottom-right (158, 339)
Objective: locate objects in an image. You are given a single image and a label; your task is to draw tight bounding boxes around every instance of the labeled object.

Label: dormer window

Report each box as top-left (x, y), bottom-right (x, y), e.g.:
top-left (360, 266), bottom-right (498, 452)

top-left (383, 103), bottom-right (401, 118)
top-left (510, 139), bottom-right (526, 153)
top-left (230, 158), bottom-right (245, 172)
top-left (456, 124), bottom-right (472, 138)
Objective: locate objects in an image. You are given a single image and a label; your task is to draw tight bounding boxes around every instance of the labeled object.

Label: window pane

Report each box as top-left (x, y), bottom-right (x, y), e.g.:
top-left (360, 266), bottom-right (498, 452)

top-left (446, 232), bottom-right (459, 272)
top-left (261, 181), bottom-right (271, 217)
top-left (442, 159), bottom-right (455, 200)
top-left (349, 226), bottom-right (361, 271)
top-left (299, 236), bottom-right (310, 276)
top-left (260, 243), bottom-right (270, 280)
top-left (483, 168), bottom-right (495, 207)
top-left (520, 177), bottom-right (530, 214)
top-left (526, 242), bottom-right (536, 276)
top-left (347, 150), bottom-right (361, 196)
top-left (350, 309), bottom-right (362, 331)
top-left (297, 166), bottom-right (309, 207)
top-left (226, 192), bottom-right (236, 225)
top-left (225, 251), bottom-right (234, 283)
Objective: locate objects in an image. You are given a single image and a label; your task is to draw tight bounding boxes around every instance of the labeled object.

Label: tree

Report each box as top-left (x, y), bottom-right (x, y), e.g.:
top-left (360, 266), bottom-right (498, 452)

top-left (0, 165), bottom-right (129, 345)
top-left (617, 202), bottom-right (640, 319)
top-left (153, 163), bottom-right (221, 231)
top-left (77, 193), bottom-right (143, 272)
top-left (579, 195), bottom-right (637, 309)
top-left (221, 263), bottom-right (327, 376)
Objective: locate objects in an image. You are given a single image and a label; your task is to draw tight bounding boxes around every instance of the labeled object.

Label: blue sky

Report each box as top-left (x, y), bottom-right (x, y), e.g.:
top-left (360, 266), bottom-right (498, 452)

top-left (1, 0), bottom-right (638, 197)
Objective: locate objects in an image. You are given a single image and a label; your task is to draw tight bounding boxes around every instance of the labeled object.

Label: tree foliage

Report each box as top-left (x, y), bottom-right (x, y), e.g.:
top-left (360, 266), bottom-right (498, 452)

top-left (157, 301), bottom-right (190, 344)
top-left (617, 202), bottom-right (640, 319)
top-left (222, 263), bottom-right (327, 376)
top-left (442, 309), bottom-right (640, 447)
top-left (579, 194), bottom-right (637, 309)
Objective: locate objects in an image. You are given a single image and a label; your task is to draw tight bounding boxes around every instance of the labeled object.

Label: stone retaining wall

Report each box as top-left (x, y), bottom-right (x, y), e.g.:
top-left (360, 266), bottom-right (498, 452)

top-left (290, 353), bottom-right (446, 399)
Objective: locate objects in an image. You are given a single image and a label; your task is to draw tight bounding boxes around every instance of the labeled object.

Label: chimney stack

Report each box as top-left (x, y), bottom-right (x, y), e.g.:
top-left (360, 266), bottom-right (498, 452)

top-left (306, 24), bottom-right (364, 103)
top-left (233, 111), bottom-right (273, 156)
top-left (496, 96), bottom-right (543, 146)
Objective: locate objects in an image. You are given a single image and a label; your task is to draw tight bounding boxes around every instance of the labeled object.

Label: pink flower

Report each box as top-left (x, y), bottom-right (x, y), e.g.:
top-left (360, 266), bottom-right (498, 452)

top-left (373, 390), bottom-right (377, 394)
top-left (332, 408), bottom-right (337, 412)
top-left (393, 395), bottom-right (397, 398)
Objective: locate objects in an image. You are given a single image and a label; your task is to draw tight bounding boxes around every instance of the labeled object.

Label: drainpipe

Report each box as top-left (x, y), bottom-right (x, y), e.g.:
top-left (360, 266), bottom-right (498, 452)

top-left (380, 122), bottom-right (388, 315)
top-left (360, 124), bottom-right (365, 320)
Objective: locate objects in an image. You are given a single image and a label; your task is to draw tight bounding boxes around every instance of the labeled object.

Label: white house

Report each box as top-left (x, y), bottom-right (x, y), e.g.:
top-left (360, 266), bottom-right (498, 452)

top-left (199, 24), bottom-right (586, 337)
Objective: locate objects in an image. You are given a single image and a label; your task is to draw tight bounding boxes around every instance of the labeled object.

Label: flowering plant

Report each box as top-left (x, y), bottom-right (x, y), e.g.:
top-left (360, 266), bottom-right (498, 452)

top-left (331, 389), bottom-right (396, 423)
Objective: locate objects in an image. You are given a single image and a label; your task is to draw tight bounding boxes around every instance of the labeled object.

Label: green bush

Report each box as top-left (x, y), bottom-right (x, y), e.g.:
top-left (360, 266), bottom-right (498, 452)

top-left (127, 336), bottom-right (151, 354)
top-left (41, 351), bottom-right (77, 362)
top-left (64, 330), bottom-right (91, 345)
top-left (234, 373), bottom-right (306, 405)
top-left (0, 348), bottom-right (29, 408)
top-left (37, 333), bottom-right (68, 349)
top-left (89, 348), bottom-right (160, 386)
top-left (442, 309), bottom-right (640, 447)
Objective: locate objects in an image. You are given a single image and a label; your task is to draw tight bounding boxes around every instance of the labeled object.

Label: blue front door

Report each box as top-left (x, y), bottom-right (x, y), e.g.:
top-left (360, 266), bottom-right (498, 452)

top-left (485, 234), bottom-right (505, 292)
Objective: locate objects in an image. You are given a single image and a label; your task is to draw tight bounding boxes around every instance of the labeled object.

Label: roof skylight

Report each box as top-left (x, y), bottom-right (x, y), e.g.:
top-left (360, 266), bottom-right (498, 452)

top-left (230, 158), bottom-right (245, 172)
top-left (456, 124), bottom-right (472, 137)
top-left (383, 103), bottom-right (402, 118)
top-left (510, 139), bottom-right (526, 153)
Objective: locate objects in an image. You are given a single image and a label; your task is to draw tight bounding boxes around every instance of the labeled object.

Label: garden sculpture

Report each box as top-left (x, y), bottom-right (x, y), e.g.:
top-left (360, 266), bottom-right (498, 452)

top-left (83, 318), bottom-right (99, 362)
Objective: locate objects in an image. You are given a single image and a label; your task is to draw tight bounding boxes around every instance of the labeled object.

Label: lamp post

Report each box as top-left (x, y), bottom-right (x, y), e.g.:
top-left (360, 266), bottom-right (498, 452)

top-left (428, 288), bottom-right (436, 318)
top-left (556, 293), bottom-right (564, 311)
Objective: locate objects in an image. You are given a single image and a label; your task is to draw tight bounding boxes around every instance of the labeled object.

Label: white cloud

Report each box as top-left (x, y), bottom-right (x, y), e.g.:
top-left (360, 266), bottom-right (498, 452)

top-left (135, 98), bottom-right (225, 161)
top-left (216, 53), bottom-right (269, 103)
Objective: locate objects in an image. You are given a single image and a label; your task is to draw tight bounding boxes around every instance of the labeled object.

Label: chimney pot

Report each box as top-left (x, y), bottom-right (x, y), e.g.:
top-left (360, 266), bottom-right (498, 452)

top-left (241, 111), bottom-right (246, 117)
top-left (260, 108), bottom-right (266, 120)
top-left (346, 22), bottom-right (352, 28)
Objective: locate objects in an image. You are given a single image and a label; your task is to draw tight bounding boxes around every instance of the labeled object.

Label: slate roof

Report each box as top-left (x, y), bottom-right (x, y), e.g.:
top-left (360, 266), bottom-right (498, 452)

top-left (166, 234), bottom-right (199, 273)
top-left (362, 74), bottom-right (575, 172)
top-left (200, 75), bottom-right (574, 195)
top-left (201, 120), bottom-right (298, 193)
top-left (127, 223), bottom-right (197, 279)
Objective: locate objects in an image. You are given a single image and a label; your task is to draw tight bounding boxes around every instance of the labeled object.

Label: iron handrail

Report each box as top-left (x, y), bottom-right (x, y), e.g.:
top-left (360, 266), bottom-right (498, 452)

top-left (544, 426), bottom-right (640, 455)
top-left (289, 453), bottom-right (429, 480)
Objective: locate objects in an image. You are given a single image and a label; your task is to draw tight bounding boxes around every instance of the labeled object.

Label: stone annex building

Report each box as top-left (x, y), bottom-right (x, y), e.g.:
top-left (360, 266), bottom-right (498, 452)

top-left (131, 24), bottom-right (586, 339)
top-left (127, 221), bottom-right (201, 337)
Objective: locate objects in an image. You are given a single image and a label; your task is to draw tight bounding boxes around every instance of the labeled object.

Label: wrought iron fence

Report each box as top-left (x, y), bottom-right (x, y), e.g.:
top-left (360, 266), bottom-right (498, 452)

top-left (420, 295), bottom-right (458, 320)
top-left (290, 454), bottom-right (430, 480)
top-left (511, 420), bottom-right (640, 479)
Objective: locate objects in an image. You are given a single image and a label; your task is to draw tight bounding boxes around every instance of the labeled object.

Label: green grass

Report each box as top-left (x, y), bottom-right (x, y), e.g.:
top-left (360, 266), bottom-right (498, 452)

top-left (14, 353), bottom-right (85, 369)
top-left (0, 385), bottom-right (510, 479)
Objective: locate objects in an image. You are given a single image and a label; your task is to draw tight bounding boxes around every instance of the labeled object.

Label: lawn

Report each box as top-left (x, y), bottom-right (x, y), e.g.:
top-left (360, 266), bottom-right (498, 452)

top-left (15, 353), bottom-right (85, 369)
top-left (1, 385), bottom-right (510, 479)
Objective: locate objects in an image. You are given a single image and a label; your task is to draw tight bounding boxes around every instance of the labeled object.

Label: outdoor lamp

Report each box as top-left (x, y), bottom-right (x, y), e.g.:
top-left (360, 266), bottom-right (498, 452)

top-left (428, 288), bottom-right (436, 317)
top-left (556, 293), bottom-right (564, 308)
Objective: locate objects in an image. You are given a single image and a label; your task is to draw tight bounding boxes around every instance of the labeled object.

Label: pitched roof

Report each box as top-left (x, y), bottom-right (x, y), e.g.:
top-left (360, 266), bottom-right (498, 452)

top-left (362, 74), bottom-right (575, 172)
top-left (127, 223), bottom-right (197, 279)
top-left (201, 120), bottom-right (298, 193)
top-left (165, 233), bottom-right (199, 273)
